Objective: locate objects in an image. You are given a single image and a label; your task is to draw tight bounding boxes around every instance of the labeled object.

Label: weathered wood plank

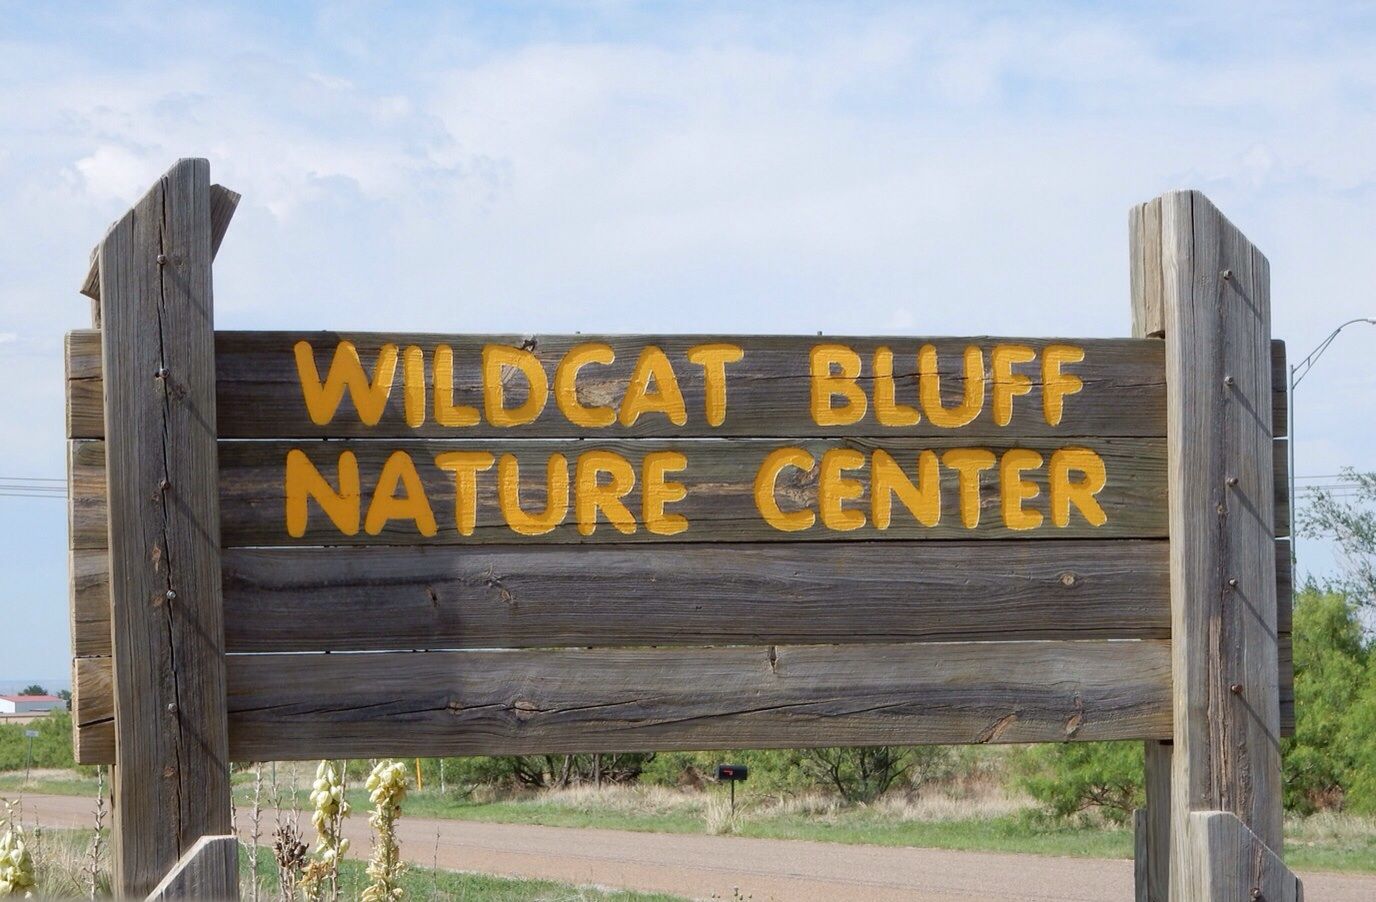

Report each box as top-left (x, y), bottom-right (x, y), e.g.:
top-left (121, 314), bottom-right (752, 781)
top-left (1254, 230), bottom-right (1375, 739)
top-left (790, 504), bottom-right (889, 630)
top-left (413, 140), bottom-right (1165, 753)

top-left (99, 158), bottom-right (232, 896)
top-left (221, 540), bottom-right (1171, 652)
top-left (73, 655), bottom-right (113, 765)
top-left (1184, 811), bottom-right (1302, 901)
top-left (146, 834), bottom-right (238, 901)
top-left (225, 639), bottom-right (1174, 759)
top-left (73, 640), bottom-right (1181, 764)
top-left (68, 436), bottom-right (1168, 546)
top-left (73, 636), bottom-right (1294, 767)
top-left (65, 331), bottom-right (1168, 439)
top-left (1272, 340), bottom-right (1287, 438)
top-left (70, 547), bottom-right (110, 658)
top-left (1137, 740), bottom-right (1172, 902)
top-left (1157, 190), bottom-right (1285, 893)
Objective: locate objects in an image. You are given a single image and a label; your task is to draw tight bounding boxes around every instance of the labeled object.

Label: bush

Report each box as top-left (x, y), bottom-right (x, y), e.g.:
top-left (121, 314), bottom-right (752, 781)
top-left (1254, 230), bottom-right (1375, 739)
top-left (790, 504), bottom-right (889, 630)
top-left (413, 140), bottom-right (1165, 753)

top-left (1016, 741), bottom-right (1143, 824)
top-left (0, 711), bottom-right (75, 772)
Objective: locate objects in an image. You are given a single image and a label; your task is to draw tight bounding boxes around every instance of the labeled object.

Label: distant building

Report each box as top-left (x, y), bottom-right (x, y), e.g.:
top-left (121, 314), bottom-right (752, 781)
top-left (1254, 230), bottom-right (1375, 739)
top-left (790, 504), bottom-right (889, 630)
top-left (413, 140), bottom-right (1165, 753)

top-left (0, 694), bottom-right (65, 714)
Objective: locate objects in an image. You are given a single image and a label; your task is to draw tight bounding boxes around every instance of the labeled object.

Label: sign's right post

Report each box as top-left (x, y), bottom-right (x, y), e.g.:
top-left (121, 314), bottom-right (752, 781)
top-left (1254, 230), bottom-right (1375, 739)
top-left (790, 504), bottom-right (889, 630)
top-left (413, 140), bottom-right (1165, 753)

top-left (1131, 190), bottom-right (1300, 900)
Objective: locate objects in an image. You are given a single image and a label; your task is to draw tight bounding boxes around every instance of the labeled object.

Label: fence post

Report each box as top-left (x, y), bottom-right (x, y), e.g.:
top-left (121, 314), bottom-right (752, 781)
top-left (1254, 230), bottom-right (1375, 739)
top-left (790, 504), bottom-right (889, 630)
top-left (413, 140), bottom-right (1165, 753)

top-left (1132, 190), bottom-right (1298, 898)
top-left (96, 158), bottom-right (235, 897)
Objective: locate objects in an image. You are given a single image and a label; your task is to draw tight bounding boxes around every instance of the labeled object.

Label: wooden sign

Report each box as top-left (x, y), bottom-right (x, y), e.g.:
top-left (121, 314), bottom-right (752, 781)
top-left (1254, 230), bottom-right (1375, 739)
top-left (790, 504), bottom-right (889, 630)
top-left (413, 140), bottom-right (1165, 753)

top-left (66, 160), bottom-right (1298, 898)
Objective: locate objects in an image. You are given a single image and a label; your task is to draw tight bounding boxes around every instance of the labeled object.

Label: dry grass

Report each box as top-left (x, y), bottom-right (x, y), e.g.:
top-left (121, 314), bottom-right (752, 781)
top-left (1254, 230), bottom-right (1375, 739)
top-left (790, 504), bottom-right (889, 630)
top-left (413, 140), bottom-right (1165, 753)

top-left (703, 798), bottom-right (742, 835)
top-left (524, 784), bottom-right (710, 817)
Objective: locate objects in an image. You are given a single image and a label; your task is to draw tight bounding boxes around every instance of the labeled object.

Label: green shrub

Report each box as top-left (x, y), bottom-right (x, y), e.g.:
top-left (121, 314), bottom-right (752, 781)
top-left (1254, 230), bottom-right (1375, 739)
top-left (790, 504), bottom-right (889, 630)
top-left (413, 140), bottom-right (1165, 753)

top-left (1016, 741), bottom-right (1143, 824)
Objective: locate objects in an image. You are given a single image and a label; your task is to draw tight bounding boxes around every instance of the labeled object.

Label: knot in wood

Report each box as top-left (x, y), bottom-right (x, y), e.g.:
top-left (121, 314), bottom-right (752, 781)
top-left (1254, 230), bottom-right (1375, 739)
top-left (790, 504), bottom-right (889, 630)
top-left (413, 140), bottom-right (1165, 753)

top-left (512, 699), bottom-right (538, 720)
top-left (1058, 571), bottom-right (1078, 588)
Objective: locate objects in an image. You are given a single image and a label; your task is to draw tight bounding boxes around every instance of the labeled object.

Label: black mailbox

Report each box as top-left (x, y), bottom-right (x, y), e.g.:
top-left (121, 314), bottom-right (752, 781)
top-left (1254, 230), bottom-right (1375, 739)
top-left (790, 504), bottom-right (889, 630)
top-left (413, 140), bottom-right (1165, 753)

top-left (715, 763), bottom-right (748, 782)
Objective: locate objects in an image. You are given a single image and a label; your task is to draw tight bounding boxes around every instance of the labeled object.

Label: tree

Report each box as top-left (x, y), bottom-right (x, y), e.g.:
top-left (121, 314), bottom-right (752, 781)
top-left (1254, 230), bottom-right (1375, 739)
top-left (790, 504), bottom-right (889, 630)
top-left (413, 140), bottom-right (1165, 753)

top-left (1281, 588), bottom-right (1369, 812)
top-left (1300, 469), bottom-right (1376, 609)
top-left (18, 684), bottom-right (46, 697)
top-left (1016, 741), bottom-right (1143, 824)
top-left (795, 746), bottom-right (933, 804)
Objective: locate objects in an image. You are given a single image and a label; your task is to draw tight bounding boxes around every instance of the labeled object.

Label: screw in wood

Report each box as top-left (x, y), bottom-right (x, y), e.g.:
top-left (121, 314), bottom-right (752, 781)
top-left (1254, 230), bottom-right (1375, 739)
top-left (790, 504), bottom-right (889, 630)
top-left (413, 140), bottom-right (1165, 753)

top-left (156, 254), bottom-right (167, 266)
top-left (1230, 683), bottom-right (1244, 694)
top-left (1224, 375), bottom-right (1236, 386)
top-left (1221, 269), bottom-right (1232, 280)
top-left (1228, 577), bottom-right (1239, 588)
top-left (166, 703), bottom-right (177, 714)
top-left (1226, 476), bottom-right (1239, 487)
top-left (1251, 888), bottom-right (1261, 899)
top-left (155, 367), bottom-right (169, 380)
top-left (165, 589), bottom-right (177, 601)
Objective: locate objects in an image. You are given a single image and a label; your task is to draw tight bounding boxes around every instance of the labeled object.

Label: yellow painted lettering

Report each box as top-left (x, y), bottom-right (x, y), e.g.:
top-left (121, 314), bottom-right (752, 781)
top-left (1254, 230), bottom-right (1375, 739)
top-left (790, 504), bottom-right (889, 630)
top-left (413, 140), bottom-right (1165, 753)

top-left (284, 449), bottom-right (360, 537)
top-left (483, 345), bottom-right (549, 427)
top-left (619, 346), bottom-right (687, 427)
top-left (643, 451), bottom-right (689, 536)
top-left (1050, 447), bottom-right (1108, 527)
top-left (871, 449), bottom-right (939, 529)
top-left (364, 451), bottom-right (436, 537)
top-left (498, 453), bottom-right (569, 536)
top-left (402, 345), bottom-right (426, 428)
top-left (1042, 344), bottom-right (1085, 426)
top-left (294, 340), bottom-right (398, 426)
top-left (810, 344), bottom-right (867, 426)
top-left (919, 345), bottom-right (984, 428)
top-left (999, 448), bottom-right (1044, 530)
top-left (873, 347), bottom-right (920, 427)
top-left (433, 451), bottom-right (496, 536)
top-left (942, 448), bottom-right (996, 528)
top-left (686, 343), bottom-right (744, 427)
top-left (819, 448), bottom-right (867, 531)
top-left (754, 447), bottom-right (816, 532)
top-left (991, 344), bottom-right (1036, 427)
top-left (554, 343), bottom-right (616, 428)
top-left (433, 345), bottom-right (480, 428)
top-left (575, 450), bottom-right (637, 535)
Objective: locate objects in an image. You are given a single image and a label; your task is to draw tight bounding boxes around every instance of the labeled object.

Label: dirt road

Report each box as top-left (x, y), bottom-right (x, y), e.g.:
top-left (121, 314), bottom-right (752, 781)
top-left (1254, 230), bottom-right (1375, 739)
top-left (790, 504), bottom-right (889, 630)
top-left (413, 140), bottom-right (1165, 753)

top-left (20, 794), bottom-right (1375, 900)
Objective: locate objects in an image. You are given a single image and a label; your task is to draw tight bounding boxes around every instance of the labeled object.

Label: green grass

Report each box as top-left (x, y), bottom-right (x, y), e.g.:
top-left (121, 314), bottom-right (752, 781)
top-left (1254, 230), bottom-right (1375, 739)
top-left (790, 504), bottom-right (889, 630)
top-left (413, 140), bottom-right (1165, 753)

top-left (7, 769), bottom-right (1375, 875)
top-left (240, 846), bottom-right (686, 902)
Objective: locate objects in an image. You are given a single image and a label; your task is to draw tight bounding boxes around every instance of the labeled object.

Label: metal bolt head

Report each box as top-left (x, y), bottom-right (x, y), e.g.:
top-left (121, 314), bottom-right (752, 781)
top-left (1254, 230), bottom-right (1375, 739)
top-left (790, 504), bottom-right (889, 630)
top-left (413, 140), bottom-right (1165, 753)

top-left (166, 703), bottom-right (177, 714)
top-left (1221, 269), bottom-right (1232, 280)
top-left (1224, 375), bottom-right (1236, 386)
top-left (156, 254), bottom-right (168, 266)
top-left (165, 589), bottom-right (177, 601)
top-left (1228, 577), bottom-right (1239, 588)
top-left (1230, 682), bottom-right (1244, 694)
top-left (159, 478), bottom-right (171, 492)
top-left (1251, 887), bottom-right (1262, 899)
top-left (1226, 476), bottom-right (1239, 487)
top-left (155, 367), bottom-right (170, 380)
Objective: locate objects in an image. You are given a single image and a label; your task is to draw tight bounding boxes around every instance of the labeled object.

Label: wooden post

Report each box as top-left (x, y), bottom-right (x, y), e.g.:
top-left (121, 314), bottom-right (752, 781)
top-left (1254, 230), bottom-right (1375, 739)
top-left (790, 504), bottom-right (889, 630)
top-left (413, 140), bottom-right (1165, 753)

top-left (97, 158), bottom-right (235, 897)
top-left (1132, 190), bottom-right (1299, 897)
top-left (1130, 197), bottom-right (1171, 902)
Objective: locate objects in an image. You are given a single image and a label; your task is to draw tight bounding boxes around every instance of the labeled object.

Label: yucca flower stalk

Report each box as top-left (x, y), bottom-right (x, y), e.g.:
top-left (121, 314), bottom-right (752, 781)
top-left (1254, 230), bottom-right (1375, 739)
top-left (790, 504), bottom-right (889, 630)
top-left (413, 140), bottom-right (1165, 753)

top-left (0, 800), bottom-right (36, 898)
top-left (361, 760), bottom-right (408, 901)
top-left (301, 761), bottom-right (350, 902)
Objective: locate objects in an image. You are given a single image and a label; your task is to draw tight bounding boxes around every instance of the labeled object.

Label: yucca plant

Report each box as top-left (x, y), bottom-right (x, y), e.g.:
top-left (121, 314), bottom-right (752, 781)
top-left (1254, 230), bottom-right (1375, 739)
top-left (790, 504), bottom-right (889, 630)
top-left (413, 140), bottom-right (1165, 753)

top-left (361, 760), bottom-right (408, 901)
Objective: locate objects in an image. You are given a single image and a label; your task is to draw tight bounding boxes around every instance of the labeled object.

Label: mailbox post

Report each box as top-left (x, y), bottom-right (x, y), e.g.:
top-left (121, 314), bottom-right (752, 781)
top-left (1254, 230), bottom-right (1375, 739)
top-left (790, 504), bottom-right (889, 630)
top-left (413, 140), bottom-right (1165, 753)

top-left (715, 763), bottom-right (749, 815)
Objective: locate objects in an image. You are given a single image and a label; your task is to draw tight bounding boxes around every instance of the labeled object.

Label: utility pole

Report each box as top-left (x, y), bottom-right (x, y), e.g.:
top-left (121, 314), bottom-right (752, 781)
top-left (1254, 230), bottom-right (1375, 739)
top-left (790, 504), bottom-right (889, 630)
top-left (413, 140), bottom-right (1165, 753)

top-left (1288, 318), bottom-right (1376, 561)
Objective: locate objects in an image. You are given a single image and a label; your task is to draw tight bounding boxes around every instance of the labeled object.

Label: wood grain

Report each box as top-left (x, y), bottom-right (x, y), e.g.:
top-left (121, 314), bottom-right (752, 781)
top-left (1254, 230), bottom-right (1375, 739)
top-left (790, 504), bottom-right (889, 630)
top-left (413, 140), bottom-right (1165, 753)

top-left (219, 540), bottom-right (1171, 652)
top-left (1184, 811), bottom-right (1302, 901)
top-left (1157, 190), bottom-right (1285, 891)
top-left (146, 835), bottom-right (238, 902)
top-left (97, 158), bottom-right (232, 896)
top-left (69, 639), bottom-right (1298, 767)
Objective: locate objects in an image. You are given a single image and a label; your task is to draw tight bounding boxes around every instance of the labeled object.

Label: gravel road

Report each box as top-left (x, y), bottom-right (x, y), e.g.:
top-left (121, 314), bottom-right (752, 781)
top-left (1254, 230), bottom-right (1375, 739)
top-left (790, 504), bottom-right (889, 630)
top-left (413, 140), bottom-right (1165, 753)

top-left (20, 793), bottom-right (1374, 900)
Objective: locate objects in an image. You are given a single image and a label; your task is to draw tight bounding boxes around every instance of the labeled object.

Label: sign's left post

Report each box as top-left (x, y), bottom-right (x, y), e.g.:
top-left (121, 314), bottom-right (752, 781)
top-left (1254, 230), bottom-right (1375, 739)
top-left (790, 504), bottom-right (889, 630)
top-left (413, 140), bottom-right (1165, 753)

top-left (84, 158), bottom-right (237, 898)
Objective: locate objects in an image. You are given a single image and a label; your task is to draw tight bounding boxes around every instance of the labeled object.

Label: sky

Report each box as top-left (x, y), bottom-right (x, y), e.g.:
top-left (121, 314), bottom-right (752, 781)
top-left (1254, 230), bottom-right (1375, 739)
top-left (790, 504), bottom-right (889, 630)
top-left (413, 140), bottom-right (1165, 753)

top-left (2, 1), bottom-right (1375, 679)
